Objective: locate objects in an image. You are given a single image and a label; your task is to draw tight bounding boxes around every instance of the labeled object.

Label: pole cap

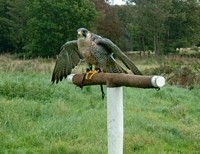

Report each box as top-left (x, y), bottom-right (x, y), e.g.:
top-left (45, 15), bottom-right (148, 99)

top-left (67, 74), bottom-right (75, 83)
top-left (151, 76), bottom-right (165, 88)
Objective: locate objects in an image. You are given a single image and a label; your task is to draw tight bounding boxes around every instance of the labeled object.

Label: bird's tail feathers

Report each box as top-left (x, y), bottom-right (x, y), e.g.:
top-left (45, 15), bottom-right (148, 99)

top-left (114, 63), bottom-right (127, 73)
top-left (123, 58), bottom-right (142, 75)
top-left (108, 40), bottom-right (142, 75)
top-left (109, 55), bottom-right (127, 73)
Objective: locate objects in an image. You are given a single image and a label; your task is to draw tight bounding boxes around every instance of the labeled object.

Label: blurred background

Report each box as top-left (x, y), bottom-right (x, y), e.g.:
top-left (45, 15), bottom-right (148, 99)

top-left (1, 0), bottom-right (200, 58)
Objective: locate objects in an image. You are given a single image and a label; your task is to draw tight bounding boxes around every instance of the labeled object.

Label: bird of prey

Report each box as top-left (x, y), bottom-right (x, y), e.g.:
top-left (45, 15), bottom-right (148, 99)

top-left (51, 28), bottom-right (142, 84)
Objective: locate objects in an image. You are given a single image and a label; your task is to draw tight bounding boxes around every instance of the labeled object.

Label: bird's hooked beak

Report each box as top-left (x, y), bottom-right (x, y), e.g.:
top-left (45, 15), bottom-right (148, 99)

top-left (77, 28), bottom-right (89, 38)
top-left (77, 31), bottom-right (83, 37)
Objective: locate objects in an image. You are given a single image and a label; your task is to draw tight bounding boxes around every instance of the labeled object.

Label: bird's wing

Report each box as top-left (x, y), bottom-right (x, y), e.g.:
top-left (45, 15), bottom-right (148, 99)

top-left (95, 38), bottom-right (142, 75)
top-left (51, 40), bottom-right (83, 83)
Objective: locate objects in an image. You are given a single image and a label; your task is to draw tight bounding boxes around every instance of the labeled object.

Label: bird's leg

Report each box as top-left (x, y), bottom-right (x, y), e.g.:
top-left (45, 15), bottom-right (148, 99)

top-left (100, 84), bottom-right (105, 100)
top-left (85, 65), bottom-right (93, 79)
top-left (82, 66), bottom-right (105, 100)
top-left (84, 65), bottom-right (100, 80)
top-left (81, 65), bottom-right (93, 88)
top-left (79, 73), bottom-right (86, 89)
top-left (88, 69), bottom-right (99, 79)
top-left (91, 67), bottom-right (105, 100)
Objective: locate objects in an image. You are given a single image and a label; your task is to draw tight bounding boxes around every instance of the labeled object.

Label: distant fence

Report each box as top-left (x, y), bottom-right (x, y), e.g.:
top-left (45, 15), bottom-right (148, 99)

top-left (125, 47), bottom-right (200, 58)
top-left (125, 50), bottom-right (155, 57)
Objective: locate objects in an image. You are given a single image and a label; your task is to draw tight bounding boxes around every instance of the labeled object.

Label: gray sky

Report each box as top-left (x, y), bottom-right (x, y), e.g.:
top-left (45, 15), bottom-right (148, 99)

top-left (110, 0), bottom-right (126, 5)
top-left (114, 0), bottom-right (126, 5)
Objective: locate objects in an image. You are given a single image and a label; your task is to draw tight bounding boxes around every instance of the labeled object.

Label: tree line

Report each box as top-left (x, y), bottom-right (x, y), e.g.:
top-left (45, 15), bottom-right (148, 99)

top-left (0, 0), bottom-right (200, 57)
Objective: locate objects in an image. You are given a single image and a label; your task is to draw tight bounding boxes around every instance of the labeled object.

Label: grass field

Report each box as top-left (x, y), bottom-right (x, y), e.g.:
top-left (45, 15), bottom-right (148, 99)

top-left (0, 54), bottom-right (200, 153)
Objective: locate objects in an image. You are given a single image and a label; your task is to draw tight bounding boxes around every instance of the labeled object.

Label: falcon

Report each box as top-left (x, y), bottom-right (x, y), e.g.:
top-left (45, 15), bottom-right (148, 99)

top-left (51, 28), bottom-right (142, 85)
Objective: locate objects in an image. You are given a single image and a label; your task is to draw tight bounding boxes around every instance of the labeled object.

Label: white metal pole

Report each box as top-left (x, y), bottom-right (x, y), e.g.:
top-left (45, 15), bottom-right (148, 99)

top-left (107, 87), bottom-right (123, 154)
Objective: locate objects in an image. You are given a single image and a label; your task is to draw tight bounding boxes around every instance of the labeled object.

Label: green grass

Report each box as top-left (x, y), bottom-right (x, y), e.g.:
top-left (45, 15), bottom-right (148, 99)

top-left (0, 72), bottom-right (107, 154)
top-left (0, 71), bottom-right (200, 153)
top-left (0, 54), bottom-right (200, 153)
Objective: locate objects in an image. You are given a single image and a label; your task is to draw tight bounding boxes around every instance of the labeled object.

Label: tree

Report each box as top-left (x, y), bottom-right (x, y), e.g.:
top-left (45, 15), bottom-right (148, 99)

top-left (165, 0), bottom-right (200, 52)
top-left (124, 0), bottom-right (200, 54)
top-left (131, 0), bottom-right (170, 54)
top-left (93, 0), bottom-right (122, 46)
top-left (0, 1), bottom-right (13, 52)
top-left (118, 4), bottom-right (140, 51)
top-left (6, 0), bottom-right (30, 52)
top-left (23, 0), bottom-right (96, 57)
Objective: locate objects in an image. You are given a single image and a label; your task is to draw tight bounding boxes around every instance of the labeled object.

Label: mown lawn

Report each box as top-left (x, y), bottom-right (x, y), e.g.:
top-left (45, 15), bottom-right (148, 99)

top-left (0, 71), bottom-right (200, 154)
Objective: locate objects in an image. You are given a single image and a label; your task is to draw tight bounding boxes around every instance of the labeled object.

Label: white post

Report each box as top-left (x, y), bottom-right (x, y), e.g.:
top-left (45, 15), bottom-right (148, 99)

top-left (107, 87), bottom-right (123, 154)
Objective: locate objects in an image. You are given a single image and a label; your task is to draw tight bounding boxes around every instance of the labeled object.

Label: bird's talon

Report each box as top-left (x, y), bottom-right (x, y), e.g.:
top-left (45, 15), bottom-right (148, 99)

top-left (88, 70), bottom-right (99, 79)
top-left (84, 70), bottom-right (99, 79)
top-left (85, 70), bottom-right (93, 79)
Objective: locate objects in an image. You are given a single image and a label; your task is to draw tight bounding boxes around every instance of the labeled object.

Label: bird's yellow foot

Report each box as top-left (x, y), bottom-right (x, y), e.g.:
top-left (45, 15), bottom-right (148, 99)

top-left (85, 70), bottom-right (93, 79)
top-left (85, 70), bottom-right (99, 79)
top-left (89, 69), bottom-right (99, 79)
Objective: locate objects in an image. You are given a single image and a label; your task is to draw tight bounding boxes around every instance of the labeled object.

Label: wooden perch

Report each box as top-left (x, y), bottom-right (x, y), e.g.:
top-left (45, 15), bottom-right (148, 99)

top-left (66, 72), bottom-right (165, 154)
top-left (67, 73), bottom-right (165, 88)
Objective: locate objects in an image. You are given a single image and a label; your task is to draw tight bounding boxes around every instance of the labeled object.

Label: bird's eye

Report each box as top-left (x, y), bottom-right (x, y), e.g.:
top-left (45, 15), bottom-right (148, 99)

top-left (83, 31), bottom-right (87, 37)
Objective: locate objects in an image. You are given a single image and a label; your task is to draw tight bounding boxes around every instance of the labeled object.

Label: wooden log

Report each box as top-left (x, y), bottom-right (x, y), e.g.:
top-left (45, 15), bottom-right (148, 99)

top-left (67, 73), bottom-right (165, 88)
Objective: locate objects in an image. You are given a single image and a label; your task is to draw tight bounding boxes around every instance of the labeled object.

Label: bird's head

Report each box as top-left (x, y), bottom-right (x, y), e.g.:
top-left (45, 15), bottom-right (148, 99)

top-left (77, 28), bottom-right (90, 38)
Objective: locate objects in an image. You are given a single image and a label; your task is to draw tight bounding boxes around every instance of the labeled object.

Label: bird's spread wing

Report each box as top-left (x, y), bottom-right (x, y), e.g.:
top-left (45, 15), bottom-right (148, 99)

top-left (51, 40), bottom-right (83, 83)
top-left (95, 38), bottom-right (142, 75)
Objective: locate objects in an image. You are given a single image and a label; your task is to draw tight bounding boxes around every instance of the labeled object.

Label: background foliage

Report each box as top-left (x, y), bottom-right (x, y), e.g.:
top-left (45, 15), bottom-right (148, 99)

top-left (0, 0), bottom-right (200, 57)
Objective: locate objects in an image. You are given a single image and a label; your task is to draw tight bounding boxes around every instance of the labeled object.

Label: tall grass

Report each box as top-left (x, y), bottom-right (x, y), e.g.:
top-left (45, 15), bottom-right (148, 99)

top-left (0, 54), bottom-right (54, 74)
top-left (0, 54), bottom-right (200, 153)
